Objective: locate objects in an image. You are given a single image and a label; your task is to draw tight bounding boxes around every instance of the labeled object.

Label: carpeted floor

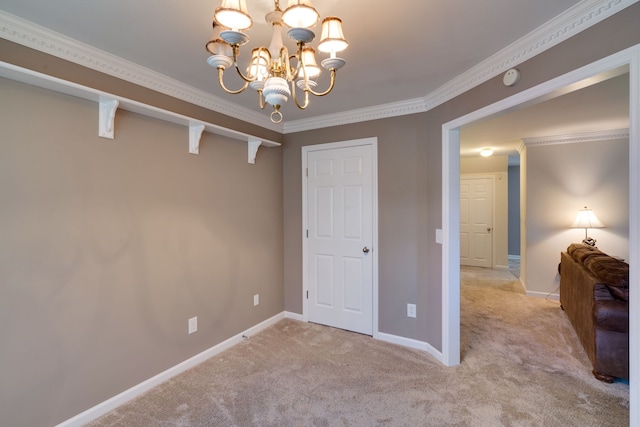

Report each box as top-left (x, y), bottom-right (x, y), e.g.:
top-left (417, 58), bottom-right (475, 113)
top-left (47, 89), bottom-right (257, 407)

top-left (88, 267), bottom-right (629, 426)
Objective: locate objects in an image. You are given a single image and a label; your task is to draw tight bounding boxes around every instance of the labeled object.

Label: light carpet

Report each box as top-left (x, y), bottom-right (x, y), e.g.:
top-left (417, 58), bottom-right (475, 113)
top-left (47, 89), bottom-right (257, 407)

top-left (88, 267), bottom-right (629, 426)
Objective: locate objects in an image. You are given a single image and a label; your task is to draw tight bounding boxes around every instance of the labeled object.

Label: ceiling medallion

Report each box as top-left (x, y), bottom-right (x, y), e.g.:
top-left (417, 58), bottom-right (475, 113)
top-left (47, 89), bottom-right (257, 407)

top-left (206, 0), bottom-right (348, 124)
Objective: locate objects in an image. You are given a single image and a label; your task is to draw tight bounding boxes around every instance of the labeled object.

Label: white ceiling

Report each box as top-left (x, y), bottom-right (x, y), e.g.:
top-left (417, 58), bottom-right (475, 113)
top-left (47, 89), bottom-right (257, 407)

top-left (1, 0), bottom-right (584, 123)
top-left (460, 72), bottom-right (630, 158)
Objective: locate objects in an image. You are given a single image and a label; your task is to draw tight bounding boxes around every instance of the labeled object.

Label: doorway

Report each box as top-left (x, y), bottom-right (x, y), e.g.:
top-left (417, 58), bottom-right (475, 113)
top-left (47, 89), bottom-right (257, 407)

top-left (441, 47), bottom-right (639, 374)
top-left (302, 138), bottom-right (379, 336)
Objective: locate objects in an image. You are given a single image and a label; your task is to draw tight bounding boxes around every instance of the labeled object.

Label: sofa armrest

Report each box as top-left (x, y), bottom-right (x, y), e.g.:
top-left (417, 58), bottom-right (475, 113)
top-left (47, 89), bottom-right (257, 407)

top-left (593, 284), bottom-right (629, 333)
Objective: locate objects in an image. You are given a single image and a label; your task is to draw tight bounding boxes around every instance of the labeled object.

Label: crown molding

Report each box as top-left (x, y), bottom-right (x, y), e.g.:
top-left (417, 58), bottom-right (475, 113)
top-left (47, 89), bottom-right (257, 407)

top-left (1, 1), bottom-right (636, 135)
top-left (518, 140), bottom-right (527, 154)
top-left (0, 10), bottom-right (283, 133)
top-left (282, 97), bottom-right (427, 133)
top-left (285, 0), bottom-right (637, 133)
top-left (521, 128), bottom-right (629, 146)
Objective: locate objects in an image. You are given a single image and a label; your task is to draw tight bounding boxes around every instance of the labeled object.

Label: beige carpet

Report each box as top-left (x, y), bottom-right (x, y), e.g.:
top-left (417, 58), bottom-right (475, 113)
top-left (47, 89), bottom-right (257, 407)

top-left (88, 267), bottom-right (629, 426)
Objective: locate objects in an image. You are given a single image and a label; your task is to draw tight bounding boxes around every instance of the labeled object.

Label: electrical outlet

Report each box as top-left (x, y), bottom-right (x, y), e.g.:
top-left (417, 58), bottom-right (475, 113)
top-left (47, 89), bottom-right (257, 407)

top-left (254, 294), bottom-right (259, 306)
top-left (407, 304), bottom-right (416, 318)
top-left (188, 317), bottom-right (198, 334)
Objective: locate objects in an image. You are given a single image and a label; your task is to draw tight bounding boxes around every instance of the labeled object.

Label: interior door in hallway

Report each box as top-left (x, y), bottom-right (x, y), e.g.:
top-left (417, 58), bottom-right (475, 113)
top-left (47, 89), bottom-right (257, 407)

top-left (460, 176), bottom-right (493, 268)
top-left (306, 143), bottom-right (373, 335)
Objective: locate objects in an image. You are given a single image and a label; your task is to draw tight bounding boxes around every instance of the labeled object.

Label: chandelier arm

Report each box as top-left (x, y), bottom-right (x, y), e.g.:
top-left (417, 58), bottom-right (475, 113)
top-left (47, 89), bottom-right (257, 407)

top-left (217, 68), bottom-right (249, 94)
top-left (233, 65), bottom-right (258, 83)
top-left (231, 45), bottom-right (270, 83)
top-left (257, 89), bottom-right (267, 110)
top-left (294, 90), bottom-right (311, 110)
top-left (291, 79), bottom-right (310, 110)
top-left (232, 45), bottom-right (253, 83)
top-left (289, 42), bottom-right (305, 83)
top-left (291, 49), bottom-right (310, 109)
top-left (290, 54), bottom-right (301, 79)
top-left (306, 69), bottom-right (337, 97)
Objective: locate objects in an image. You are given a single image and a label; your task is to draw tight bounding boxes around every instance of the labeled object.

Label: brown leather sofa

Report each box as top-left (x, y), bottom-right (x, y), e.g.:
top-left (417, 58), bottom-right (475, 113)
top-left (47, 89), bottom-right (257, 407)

top-left (559, 243), bottom-right (629, 382)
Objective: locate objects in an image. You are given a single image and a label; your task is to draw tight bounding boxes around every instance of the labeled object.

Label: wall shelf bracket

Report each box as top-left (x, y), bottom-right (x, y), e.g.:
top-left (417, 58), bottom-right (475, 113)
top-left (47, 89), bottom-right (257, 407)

top-left (189, 123), bottom-right (205, 155)
top-left (248, 138), bottom-right (262, 164)
top-left (98, 97), bottom-right (119, 139)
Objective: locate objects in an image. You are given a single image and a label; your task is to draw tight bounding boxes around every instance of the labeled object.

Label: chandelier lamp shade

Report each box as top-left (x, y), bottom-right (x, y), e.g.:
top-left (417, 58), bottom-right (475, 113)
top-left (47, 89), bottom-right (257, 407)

top-left (206, 0), bottom-right (348, 123)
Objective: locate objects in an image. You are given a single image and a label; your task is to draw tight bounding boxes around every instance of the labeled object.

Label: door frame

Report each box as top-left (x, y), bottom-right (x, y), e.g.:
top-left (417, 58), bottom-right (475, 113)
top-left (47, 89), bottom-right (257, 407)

top-left (441, 43), bottom-right (639, 424)
top-left (460, 174), bottom-right (496, 268)
top-left (302, 137), bottom-right (379, 338)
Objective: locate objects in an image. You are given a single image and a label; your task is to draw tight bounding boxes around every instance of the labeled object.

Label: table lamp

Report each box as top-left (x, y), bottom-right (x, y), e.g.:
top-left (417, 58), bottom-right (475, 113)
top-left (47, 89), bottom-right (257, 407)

top-left (571, 206), bottom-right (605, 247)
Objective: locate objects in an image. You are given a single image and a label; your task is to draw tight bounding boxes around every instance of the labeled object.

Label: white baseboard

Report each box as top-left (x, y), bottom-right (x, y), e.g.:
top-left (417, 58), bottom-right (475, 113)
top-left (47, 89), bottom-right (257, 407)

top-left (286, 315), bottom-right (444, 363)
top-left (56, 312), bottom-right (285, 427)
top-left (526, 290), bottom-right (560, 301)
top-left (376, 332), bottom-right (444, 364)
top-left (284, 311), bottom-right (305, 322)
top-left (284, 315), bottom-right (444, 364)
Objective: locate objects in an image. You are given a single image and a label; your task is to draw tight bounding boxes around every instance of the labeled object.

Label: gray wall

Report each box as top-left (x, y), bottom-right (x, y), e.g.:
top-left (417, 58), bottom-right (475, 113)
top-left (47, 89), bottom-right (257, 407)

top-left (525, 138), bottom-right (629, 294)
top-left (0, 79), bottom-right (283, 427)
top-left (283, 4), bottom-right (640, 347)
top-left (508, 165), bottom-right (521, 256)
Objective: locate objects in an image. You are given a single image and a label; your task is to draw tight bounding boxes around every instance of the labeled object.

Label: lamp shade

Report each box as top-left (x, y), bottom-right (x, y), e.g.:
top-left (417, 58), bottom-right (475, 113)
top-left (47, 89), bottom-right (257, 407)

top-left (206, 22), bottom-right (233, 57)
top-left (282, 0), bottom-right (319, 29)
top-left (214, 0), bottom-right (252, 31)
top-left (247, 48), bottom-right (271, 81)
top-left (318, 17), bottom-right (348, 53)
top-left (571, 206), bottom-right (605, 229)
top-left (297, 46), bottom-right (321, 78)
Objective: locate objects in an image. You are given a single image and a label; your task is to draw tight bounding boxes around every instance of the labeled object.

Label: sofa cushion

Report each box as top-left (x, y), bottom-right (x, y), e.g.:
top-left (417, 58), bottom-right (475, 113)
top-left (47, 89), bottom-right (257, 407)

top-left (594, 284), bottom-right (629, 332)
top-left (607, 285), bottom-right (629, 302)
top-left (567, 243), bottom-right (604, 263)
top-left (584, 255), bottom-right (629, 288)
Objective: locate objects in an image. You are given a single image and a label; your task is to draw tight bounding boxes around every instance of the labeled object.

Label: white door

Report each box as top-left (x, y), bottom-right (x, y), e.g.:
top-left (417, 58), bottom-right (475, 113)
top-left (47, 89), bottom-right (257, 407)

top-left (306, 143), bottom-right (373, 335)
top-left (460, 176), bottom-right (493, 268)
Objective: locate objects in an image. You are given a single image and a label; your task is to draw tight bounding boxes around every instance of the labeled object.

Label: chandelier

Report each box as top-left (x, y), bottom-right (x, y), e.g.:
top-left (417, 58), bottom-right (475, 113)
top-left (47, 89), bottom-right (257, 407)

top-left (206, 0), bottom-right (348, 124)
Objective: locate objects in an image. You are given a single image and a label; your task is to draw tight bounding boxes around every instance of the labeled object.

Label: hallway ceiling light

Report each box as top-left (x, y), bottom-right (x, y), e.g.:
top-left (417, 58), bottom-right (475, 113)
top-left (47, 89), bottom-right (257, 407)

top-left (480, 148), bottom-right (493, 157)
top-left (207, 0), bottom-right (348, 124)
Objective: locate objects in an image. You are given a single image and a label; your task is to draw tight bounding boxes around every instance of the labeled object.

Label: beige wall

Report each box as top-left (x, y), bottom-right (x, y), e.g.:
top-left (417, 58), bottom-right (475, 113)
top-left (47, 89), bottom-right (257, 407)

top-left (525, 138), bottom-right (629, 295)
top-left (460, 155), bottom-right (510, 268)
top-left (0, 79), bottom-right (283, 427)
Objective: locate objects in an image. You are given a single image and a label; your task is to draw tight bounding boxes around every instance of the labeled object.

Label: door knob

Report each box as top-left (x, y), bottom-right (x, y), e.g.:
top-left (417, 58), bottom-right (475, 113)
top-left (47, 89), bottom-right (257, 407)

top-left (362, 246), bottom-right (370, 253)
top-left (487, 228), bottom-right (492, 232)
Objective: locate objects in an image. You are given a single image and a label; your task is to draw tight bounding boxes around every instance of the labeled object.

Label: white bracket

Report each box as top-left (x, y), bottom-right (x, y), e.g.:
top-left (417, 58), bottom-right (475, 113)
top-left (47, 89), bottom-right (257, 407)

top-left (248, 138), bottom-right (262, 164)
top-left (189, 123), bottom-right (205, 155)
top-left (98, 98), bottom-right (119, 139)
